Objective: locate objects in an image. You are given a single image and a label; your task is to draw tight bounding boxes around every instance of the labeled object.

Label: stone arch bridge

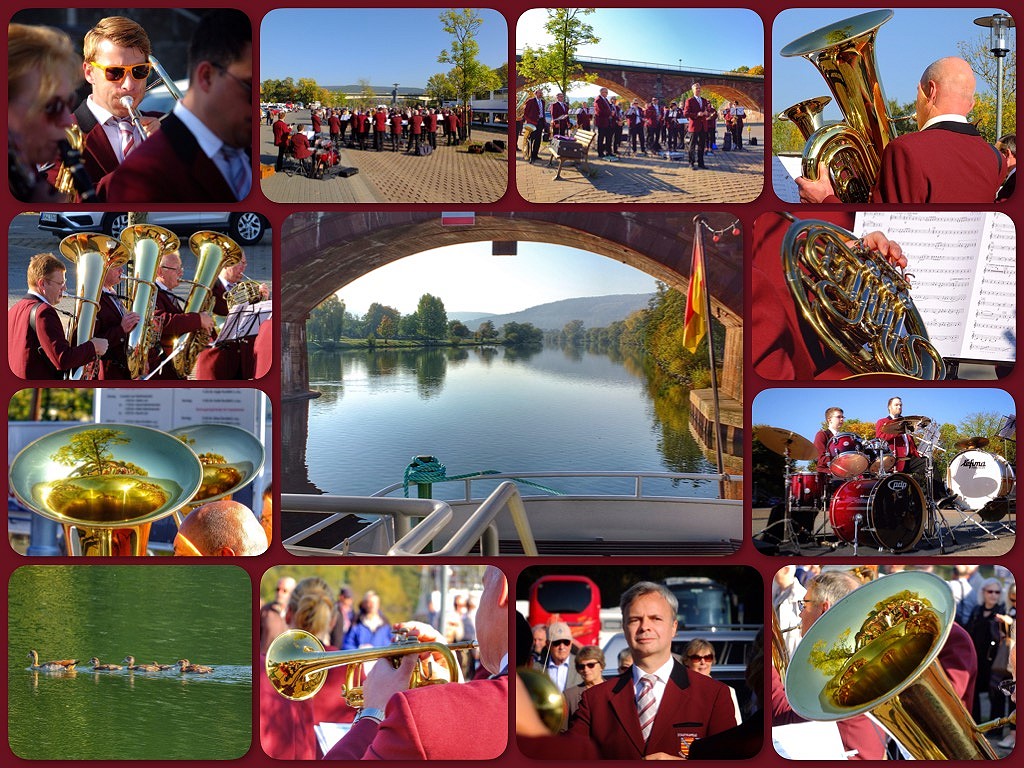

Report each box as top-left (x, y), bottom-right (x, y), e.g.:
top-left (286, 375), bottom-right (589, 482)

top-left (516, 56), bottom-right (764, 115)
top-left (280, 212), bottom-right (744, 405)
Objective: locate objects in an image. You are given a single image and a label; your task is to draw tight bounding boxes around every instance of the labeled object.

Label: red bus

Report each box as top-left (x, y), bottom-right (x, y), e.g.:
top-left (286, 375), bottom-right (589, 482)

top-left (528, 575), bottom-right (600, 647)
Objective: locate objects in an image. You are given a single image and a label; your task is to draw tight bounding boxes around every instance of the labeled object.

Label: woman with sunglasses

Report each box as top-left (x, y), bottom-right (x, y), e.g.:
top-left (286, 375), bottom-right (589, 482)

top-left (966, 577), bottom-right (1008, 723)
top-left (682, 639), bottom-right (743, 725)
top-left (563, 645), bottom-right (605, 730)
top-left (8, 23), bottom-right (80, 201)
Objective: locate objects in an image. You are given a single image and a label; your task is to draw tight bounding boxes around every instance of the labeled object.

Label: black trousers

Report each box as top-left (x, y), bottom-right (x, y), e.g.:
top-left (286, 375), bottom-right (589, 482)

top-left (597, 125), bottom-right (613, 156)
top-left (688, 130), bottom-right (706, 167)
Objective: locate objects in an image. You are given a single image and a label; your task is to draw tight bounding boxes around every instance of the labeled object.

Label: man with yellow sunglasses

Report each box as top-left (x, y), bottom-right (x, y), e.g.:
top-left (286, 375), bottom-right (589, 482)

top-left (71, 16), bottom-right (161, 195)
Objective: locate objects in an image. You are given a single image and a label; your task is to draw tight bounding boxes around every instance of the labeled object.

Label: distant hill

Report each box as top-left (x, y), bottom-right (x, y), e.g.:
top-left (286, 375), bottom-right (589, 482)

top-left (448, 311), bottom-right (496, 323)
top-left (458, 293), bottom-right (653, 332)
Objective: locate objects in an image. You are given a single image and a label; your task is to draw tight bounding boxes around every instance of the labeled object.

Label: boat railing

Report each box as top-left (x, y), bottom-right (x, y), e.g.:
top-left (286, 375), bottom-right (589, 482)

top-left (281, 481), bottom-right (540, 556)
top-left (371, 470), bottom-right (743, 501)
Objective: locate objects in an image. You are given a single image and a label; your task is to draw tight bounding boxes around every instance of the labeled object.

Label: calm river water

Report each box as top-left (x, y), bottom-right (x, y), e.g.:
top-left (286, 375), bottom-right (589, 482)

top-left (8, 566), bottom-right (251, 759)
top-left (291, 345), bottom-right (716, 498)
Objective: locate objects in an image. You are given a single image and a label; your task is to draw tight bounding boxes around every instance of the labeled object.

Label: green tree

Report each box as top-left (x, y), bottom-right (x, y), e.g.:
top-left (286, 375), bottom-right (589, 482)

top-left (416, 293), bottom-right (448, 340)
top-left (357, 78), bottom-right (377, 109)
top-left (438, 9), bottom-right (501, 111)
top-left (377, 315), bottom-right (396, 346)
top-left (399, 313), bottom-right (420, 338)
top-left (476, 319), bottom-right (498, 341)
top-left (562, 319), bottom-right (585, 346)
top-left (8, 389), bottom-right (94, 421)
top-left (448, 319), bottom-right (471, 339)
top-left (50, 428), bottom-right (142, 476)
top-left (517, 8), bottom-right (599, 96)
top-left (772, 116), bottom-right (804, 155)
top-left (294, 78), bottom-right (329, 107)
top-left (425, 72), bottom-right (456, 105)
top-left (958, 30), bottom-right (1016, 141)
top-left (307, 295), bottom-right (347, 341)
top-left (363, 303), bottom-right (401, 339)
top-left (501, 321), bottom-right (543, 347)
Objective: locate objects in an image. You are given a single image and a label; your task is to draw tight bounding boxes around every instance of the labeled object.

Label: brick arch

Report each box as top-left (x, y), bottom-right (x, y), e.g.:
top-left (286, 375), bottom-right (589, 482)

top-left (280, 212), bottom-right (743, 403)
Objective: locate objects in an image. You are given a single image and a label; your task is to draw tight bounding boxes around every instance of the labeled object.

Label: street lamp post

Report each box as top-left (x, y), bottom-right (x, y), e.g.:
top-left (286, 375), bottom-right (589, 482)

top-left (973, 13), bottom-right (1015, 139)
top-left (393, 82), bottom-right (399, 107)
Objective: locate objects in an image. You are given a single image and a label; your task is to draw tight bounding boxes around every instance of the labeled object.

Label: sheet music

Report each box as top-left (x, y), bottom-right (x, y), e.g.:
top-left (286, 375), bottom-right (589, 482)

top-left (854, 212), bottom-right (1016, 363)
top-left (772, 155), bottom-right (802, 203)
top-left (219, 299), bottom-right (271, 342)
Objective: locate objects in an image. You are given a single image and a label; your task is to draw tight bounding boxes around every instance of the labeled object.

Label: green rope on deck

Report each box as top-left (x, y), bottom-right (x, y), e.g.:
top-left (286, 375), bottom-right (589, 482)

top-left (402, 456), bottom-right (564, 498)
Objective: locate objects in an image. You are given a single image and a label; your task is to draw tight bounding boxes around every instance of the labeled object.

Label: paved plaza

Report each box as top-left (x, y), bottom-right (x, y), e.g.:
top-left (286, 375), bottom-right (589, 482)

top-left (258, 113), bottom-right (509, 204)
top-left (515, 124), bottom-right (765, 204)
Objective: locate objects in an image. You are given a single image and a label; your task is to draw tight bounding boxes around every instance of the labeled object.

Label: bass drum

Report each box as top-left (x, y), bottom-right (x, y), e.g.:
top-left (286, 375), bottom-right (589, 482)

top-left (946, 449), bottom-right (1016, 516)
top-left (828, 473), bottom-right (925, 552)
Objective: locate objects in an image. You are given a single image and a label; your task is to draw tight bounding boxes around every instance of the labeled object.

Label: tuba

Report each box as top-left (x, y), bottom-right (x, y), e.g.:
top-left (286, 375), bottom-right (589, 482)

top-left (780, 10), bottom-right (898, 203)
top-left (781, 214), bottom-right (946, 380)
top-left (8, 424), bottom-right (203, 556)
top-left (777, 96), bottom-right (832, 142)
top-left (266, 628), bottom-right (476, 705)
top-left (172, 231), bottom-right (243, 378)
top-left (785, 571), bottom-right (1003, 759)
top-left (120, 224), bottom-right (180, 379)
top-left (59, 233), bottom-right (130, 380)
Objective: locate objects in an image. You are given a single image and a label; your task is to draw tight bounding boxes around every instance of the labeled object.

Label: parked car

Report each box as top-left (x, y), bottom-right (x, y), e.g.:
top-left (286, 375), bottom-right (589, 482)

top-left (38, 211), bottom-right (270, 245)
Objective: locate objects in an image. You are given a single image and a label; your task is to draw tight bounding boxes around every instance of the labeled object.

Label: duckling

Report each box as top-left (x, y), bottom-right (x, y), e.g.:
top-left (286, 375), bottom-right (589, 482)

top-left (27, 650), bottom-right (77, 672)
top-left (122, 656), bottom-right (163, 672)
top-left (177, 658), bottom-right (214, 674)
top-left (88, 656), bottom-right (122, 671)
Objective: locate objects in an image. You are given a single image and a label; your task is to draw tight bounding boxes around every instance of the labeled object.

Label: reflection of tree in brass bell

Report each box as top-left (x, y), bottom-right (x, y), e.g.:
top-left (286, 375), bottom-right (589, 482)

top-left (36, 428), bottom-right (175, 522)
top-left (815, 590), bottom-right (940, 708)
top-left (195, 459), bottom-right (250, 500)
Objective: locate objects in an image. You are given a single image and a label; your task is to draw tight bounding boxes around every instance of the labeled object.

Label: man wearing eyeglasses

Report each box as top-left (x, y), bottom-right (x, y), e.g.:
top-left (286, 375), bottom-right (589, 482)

top-left (8, 253), bottom-right (108, 379)
top-left (543, 621), bottom-right (582, 692)
top-left (70, 17), bottom-right (161, 196)
top-left (147, 250), bottom-right (214, 380)
top-left (568, 581), bottom-right (736, 758)
top-left (106, 9), bottom-right (252, 203)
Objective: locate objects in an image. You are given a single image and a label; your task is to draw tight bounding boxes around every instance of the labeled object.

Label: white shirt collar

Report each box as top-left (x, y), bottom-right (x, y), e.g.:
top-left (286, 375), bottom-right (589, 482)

top-left (85, 95), bottom-right (117, 126)
top-left (631, 655), bottom-right (676, 686)
top-left (28, 289), bottom-right (50, 305)
top-left (920, 113), bottom-right (969, 131)
top-left (173, 100), bottom-right (224, 160)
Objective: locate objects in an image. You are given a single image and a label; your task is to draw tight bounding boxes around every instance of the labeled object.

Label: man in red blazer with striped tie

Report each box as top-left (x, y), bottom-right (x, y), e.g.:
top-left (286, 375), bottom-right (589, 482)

top-left (324, 565), bottom-right (509, 760)
top-left (567, 581), bottom-right (737, 758)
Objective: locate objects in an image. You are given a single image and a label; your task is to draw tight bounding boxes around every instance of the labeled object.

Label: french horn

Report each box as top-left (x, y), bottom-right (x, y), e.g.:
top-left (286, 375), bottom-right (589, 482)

top-left (780, 10), bottom-right (898, 202)
top-left (59, 233), bottom-right (131, 380)
top-left (172, 231), bottom-right (243, 378)
top-left (781, 214), bottom-right (946, 379)
top-left (266, 628), bottom-right (476, 705)
top-left (785, 571), bottom-right (1001, 759)
top-left (120, 223), bottom-right (180, 379)
top-left (9, 424), bottom-right (203, 556)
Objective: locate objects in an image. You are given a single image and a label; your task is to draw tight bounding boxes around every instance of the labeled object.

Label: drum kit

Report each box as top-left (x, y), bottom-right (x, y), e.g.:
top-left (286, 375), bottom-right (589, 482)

top-left (756, 415), bottom-right (1016, 555)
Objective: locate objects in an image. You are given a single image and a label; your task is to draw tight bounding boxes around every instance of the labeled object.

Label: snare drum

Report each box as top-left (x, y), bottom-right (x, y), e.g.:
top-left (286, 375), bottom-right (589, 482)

top-left (863, 438), bottom-right (896, 474)
top-left (828, 473), bottom-right (925, 552)
top-left (827, 432), bottom-right (869, 478)
top-left (946, 449), bottom-right (1016, 511)
top-left (789, 472), bottom-right (826, 510)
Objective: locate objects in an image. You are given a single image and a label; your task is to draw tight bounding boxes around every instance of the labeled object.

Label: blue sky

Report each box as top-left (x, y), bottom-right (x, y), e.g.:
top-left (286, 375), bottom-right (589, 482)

top-left (517, 9), bottom-right (763, 100)
top-left (752, 387), bottom-right (1015, 438)
top-left (337, 242), bottom-right (659, 316)
top-left (260, 9), bottom-right (507, 85)
top-left (773, 8), bottom-right (1015, 122)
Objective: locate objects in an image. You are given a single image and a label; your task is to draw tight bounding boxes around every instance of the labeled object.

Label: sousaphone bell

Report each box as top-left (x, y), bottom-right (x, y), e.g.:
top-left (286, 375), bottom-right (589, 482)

top-left (9, 424), bottom-right (203, 556)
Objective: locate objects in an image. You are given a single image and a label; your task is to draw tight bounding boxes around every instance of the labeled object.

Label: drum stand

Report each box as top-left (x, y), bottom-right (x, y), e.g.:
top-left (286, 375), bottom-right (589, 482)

top-left (755, 453), bottom-right (804, 554)
top-left (919, 448), bottom-right (957, 554)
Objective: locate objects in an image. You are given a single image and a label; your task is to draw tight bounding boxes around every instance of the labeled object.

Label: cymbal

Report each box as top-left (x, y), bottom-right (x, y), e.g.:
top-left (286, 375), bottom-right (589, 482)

top-left (955, 436), bottom-right (990, 450)
top-left (754, 426), bottom-right (817, 460)
top-left (880, 415), bottom-right (932, 435)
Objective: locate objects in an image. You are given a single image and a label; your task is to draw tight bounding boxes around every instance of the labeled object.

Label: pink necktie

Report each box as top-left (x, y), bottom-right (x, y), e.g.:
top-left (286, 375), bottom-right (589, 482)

top-left (118, 119), bottom-right (135, 158)
top-left (637, 674), bottom-right (658, 742)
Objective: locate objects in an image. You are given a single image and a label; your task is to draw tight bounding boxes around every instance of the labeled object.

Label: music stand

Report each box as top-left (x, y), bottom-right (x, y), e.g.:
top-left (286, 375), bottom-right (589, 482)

top-left (217, 299), bottom-right (270, 346)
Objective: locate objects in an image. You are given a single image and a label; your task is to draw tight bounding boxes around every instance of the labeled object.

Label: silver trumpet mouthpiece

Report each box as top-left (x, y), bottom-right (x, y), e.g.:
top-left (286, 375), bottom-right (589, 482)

top-left (120, 95), bottom-right (135, 109)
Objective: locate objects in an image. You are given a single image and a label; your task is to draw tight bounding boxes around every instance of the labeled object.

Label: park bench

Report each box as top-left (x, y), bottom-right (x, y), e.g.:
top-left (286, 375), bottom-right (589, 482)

top-left (547, 129), bottom-right (596, 180)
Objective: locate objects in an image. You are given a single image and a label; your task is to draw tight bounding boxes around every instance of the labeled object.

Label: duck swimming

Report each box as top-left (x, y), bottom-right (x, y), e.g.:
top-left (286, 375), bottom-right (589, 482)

top-left (123, 656), bottom-right (163, 672)
top-left (88, 656), bottom-right (122, 671)
top-left (177, 659), bottom-right (214, 673)
top-left (27, 650), bottom-right (77, 672)
top-left (151, 662), bottom-right (176, 670)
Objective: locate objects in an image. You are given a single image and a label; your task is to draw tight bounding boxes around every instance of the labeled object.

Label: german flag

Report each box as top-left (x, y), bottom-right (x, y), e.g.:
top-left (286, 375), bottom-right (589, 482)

top-left (682, 230), bottom-right (706, 353)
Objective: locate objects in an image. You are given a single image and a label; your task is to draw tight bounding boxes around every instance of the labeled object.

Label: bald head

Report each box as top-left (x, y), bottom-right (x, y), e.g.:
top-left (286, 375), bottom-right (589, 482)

top-left (174, 500), bottom-right (269, 556)
top-left (916, 57), bottom-right (976, 127)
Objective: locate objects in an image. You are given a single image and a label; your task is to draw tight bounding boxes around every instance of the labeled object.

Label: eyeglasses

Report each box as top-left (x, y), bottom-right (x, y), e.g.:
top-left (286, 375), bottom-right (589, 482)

top-left (42, 93), bottom-right (77, 122)
top-left (551, 640), bottom-right (571, 647)
top-left (213, 63), bottom-right (253, 95)
top-left (575, 661), bottom-right (601, 671)
top-left (985, 589), bottom-right (1002, 595)
top-left (797, 599), bottom-right (821, 612)
top-left (44, 277), bottom-right (67, 288)
top-left (688, 654), bottom-right (715, 663)
top-left (160, 265), bottom-right (184, 273)
top-left (997, 679), bottom-right (1016, 697)
top-left (90, 61), bottom-right (153, 82)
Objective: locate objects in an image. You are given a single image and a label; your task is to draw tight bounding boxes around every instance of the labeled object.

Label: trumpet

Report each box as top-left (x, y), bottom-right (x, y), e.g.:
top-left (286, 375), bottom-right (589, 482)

top-left (266, 628), bottom-right (476, 705)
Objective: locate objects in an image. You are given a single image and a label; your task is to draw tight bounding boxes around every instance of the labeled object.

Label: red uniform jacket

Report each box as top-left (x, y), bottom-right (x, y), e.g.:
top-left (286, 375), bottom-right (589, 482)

top-left (410, 114), bottom-right (423, 134)
top-left (327, 115), bottom-right (341, 135)
top-left (8, 296), bottom-right (97, 379)
top-left (523, 97), bottom-right (545, 127)
top-left (567, 662), bottom-right (737, 759)
top-left (875, 415), bottom-right (921, 471)
top-left (311, 113), bottom-right (321, 133)
top-left (427, 113), bottom-right (438, 132)
top-left (104, 113), bottom-right (241, 203)
top-left (253, 315), bottom-right (273, 379)
top-left (576, 108), bottom-right (591, 131)
top-left (683, 96), bottom-right (709, 133)
top-left (594, 96), bottom-right (613, 129)
top-left (550, 100), bottom-right (569, 134)
top-left (94, 291), bottom-right (132, 379)
top-left (272, 119), bottom-right (291, 147)
top-left (149, 287), bottom-right (205, 380)
top-left (751, 212), bottom-right (855, 380)
top-left (870, 122), bottom-right (1006, 204)
top-left (290, 133), bottom-right (312, 160)
top-left (374, 110), bottom-right (387, 131)
top-left (324, 676), bottom-right (508, 760)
